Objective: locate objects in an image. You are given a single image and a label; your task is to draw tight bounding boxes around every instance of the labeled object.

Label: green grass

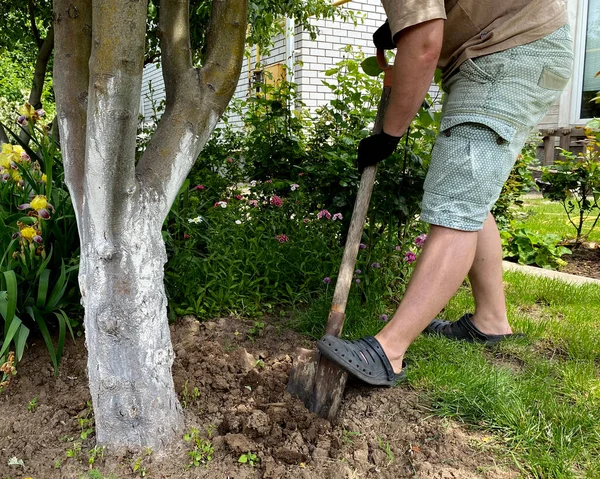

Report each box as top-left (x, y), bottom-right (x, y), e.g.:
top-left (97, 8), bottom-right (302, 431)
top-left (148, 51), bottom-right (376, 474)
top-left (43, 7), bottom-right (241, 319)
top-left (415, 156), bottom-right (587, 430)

top-left (293, 271), bottom-right (600, 478)
top-left (517, 197), bottom-right (600, 243)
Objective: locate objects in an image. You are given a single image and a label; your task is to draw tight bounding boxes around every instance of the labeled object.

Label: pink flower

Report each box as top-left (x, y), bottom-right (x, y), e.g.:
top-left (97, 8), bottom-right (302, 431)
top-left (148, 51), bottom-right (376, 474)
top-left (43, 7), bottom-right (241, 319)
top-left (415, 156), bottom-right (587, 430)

top-left (271, 195), bottom-right (283, 207)
top-left (248, 200), bottom-right (259, 207)
top-left (317, 210), bottom-right (331, 220)
top-left (332, 213), bottom-right (343, 221)
top-left (266, 179), bottom-right (273, 183)
top-left (404, 251), bottom-right (417, 264)
top-left (323, 277), bottom-right (331, 284)
top-left (290, 183), bottom-right (299, 191)
top-left (276, 234), bottom-right (289, 243)
top-left (303, 218), bottom-right (310, 223)
top-left (355, 278), bottom-right (361, 284)
top-left (414, 234), bottom-right (428, 248)
top-left (359, 243), bottom-right (366, 250)
top-left (214, 201), bottom-right (227, 208)
top-left (183, 234), bottom-right (191, 239)
top-left (298, 172), bottom-right (305, 177)
top-left (227, 158), bottom-right (233, 163)
top-left (194, 184), bottom-right (205, 190)
top-left (235, 195), bottom-right (243, 200)
top-left (380, 314), bottom-right (389, 322)
top-left (395, 245), bottom-right (402, 251)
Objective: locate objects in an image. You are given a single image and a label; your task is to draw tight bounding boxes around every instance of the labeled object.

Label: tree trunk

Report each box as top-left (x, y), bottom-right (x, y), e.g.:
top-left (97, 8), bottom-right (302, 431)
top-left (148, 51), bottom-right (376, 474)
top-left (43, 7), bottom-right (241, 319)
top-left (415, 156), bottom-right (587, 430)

top-left (80, 202), bottom-right (182, 448)
top-left (53, 0), bottom-right (247, 449)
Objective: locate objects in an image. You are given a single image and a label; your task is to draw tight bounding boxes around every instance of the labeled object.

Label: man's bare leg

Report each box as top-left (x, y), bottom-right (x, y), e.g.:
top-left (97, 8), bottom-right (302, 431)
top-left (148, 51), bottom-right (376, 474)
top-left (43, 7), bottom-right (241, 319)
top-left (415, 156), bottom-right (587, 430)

top-left (375, 225), bottom-right (478, 373)
top-left (375, 214), bottom-right (512, 373)
top-left (467, 213), bottom-right (512, 335)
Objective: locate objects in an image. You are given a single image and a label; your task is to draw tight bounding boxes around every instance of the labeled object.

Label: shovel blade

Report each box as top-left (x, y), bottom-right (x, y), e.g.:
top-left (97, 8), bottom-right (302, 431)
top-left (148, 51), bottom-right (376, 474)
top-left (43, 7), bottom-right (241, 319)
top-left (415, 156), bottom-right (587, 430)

top-left (287, 347), bottom-right (318, 407)
top-left (309, 356), bottom-right (348, 422)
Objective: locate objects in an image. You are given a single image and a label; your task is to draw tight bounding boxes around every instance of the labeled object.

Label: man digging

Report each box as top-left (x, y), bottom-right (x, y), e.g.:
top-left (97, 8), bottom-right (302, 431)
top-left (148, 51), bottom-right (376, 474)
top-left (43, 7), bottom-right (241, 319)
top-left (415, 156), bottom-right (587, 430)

top-left (317, 0), bottom-right (573, 385)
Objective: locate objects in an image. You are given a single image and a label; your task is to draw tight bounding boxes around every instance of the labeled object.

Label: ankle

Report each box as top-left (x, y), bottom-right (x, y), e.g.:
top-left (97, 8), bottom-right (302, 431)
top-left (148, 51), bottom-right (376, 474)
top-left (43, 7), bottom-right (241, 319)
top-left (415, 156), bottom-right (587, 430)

top-left (374, 333), bottom-right (406, 374)
top-left (470, 312), bottom-right (512, 335)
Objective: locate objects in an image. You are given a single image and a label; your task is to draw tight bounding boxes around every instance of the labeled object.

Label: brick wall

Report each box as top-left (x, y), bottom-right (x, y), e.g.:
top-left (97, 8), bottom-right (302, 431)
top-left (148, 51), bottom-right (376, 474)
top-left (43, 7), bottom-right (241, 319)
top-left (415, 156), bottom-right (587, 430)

top-left (140, 0), bottom-right (391, 125)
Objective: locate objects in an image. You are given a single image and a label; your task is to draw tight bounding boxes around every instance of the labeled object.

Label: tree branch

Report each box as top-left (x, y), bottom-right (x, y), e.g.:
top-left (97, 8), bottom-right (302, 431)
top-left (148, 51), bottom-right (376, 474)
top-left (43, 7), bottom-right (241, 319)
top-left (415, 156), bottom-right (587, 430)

top-left (53, 0), bottom-right (91, 227)
top-left (28, 26), bottom-right (54, 110)
top-left (28, 0), bottom-right (42, 48)
top-left (136, 0), bottom-right (247, 218)
top-left (82, 0), bottom-right (147, 253)
top-left (202, 0), bottom-right (248, 107)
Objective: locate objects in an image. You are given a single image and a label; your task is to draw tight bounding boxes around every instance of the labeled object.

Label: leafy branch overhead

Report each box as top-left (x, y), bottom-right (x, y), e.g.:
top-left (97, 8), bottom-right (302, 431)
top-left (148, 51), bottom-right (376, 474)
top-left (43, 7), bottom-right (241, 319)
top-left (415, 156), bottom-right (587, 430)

top-left (144, 0), bottom-right (354, 66)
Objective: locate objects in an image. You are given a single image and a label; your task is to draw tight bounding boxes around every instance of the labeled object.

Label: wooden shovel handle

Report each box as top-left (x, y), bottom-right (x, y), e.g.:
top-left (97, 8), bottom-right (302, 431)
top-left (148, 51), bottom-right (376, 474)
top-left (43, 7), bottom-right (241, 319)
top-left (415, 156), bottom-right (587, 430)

top-left (325, 81), bottom-right (392, 336)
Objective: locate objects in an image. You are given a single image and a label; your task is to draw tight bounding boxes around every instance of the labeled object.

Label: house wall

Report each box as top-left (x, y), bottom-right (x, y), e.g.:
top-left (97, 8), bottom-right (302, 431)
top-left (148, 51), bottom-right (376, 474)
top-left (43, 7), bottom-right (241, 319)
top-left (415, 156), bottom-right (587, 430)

top-left (140, 0), bottom-right (581, 130)
top-left (139, 0), bottom-right (391, 125)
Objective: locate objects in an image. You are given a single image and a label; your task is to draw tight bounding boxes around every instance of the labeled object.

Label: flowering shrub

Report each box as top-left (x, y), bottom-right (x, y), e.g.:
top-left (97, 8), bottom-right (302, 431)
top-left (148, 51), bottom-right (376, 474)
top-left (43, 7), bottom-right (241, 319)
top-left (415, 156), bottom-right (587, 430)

top-left (0, 106), bottom-right (80, 378)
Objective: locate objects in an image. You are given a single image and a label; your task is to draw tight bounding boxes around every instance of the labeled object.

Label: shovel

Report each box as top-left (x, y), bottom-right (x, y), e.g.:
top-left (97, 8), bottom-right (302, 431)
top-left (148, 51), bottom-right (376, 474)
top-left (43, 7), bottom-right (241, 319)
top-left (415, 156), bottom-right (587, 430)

top-left (287, 49), bottom-right (393, 421)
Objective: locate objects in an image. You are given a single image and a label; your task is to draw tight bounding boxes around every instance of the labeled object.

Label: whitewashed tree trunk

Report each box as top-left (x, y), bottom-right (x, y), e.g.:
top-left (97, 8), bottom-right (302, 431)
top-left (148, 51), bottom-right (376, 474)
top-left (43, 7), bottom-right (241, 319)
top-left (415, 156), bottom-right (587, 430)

top-left (53, 0), bottom-right (247, 448)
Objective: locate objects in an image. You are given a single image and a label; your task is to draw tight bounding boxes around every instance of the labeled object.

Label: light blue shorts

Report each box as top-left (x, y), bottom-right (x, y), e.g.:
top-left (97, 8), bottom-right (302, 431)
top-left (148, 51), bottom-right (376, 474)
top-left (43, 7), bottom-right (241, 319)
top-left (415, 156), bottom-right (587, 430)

top-left (421, 25), bottom-right (574, 231)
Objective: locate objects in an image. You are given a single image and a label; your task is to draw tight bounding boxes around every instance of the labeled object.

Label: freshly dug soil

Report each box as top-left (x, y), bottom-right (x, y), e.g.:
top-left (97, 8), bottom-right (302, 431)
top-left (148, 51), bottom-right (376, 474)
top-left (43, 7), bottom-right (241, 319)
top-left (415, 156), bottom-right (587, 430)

top-left (561, 244), bottom-right (600, 279)
top-left (0, 316), bottom-right (517, 479)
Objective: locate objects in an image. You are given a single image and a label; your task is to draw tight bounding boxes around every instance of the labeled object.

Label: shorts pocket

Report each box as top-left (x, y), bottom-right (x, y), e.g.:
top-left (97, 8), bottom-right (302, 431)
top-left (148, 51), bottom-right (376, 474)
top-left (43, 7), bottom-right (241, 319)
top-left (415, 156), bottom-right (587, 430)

top-left (440, 114), bottom-right (516, 144)
top-left (538, 65), bottom-right (571, 91)
top-left (459, 57), bottom-right (505, 84)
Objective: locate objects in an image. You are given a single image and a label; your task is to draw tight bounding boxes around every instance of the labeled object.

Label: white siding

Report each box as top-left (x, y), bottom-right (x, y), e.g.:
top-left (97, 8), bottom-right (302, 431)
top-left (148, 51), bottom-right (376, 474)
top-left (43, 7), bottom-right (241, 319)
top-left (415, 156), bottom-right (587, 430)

top-left (140, 63), bottom-right (165, 119)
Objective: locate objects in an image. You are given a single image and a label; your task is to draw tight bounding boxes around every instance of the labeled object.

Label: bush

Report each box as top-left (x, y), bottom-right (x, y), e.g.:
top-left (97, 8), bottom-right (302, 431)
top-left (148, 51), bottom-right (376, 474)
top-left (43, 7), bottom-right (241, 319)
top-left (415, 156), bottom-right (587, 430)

top-left (162, 49), bottom-right (434, 320)
top-left (0, 105), bottom-right (81, 377)
top-left (500, 225), bottom-right (571, 269)
top-left (540, 120), bottom-right (600, 247)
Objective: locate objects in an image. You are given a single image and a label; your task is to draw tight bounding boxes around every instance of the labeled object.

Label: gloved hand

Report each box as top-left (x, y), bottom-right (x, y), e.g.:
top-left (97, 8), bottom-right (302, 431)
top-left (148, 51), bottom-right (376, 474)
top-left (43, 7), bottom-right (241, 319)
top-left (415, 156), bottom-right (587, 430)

top-left (357, 131), bottom-right (401, 172)
top-left (373, 20), bottom-right (396, 51)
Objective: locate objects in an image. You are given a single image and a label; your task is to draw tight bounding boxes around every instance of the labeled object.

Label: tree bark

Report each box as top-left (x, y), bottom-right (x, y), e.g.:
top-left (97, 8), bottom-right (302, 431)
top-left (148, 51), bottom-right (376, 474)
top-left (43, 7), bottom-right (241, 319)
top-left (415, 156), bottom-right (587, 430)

top-left (54, 0), bottom-right (247, 449)
top-left (28, 27), bottom-right (54, 110)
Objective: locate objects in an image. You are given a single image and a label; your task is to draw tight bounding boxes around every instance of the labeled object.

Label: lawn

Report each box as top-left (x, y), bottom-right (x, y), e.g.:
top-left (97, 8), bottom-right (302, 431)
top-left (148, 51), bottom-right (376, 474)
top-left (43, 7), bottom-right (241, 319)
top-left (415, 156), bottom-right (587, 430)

top-left (517, 197), bottom-right (600, 244)
top-left (294, 270), bottom-right (600, 478)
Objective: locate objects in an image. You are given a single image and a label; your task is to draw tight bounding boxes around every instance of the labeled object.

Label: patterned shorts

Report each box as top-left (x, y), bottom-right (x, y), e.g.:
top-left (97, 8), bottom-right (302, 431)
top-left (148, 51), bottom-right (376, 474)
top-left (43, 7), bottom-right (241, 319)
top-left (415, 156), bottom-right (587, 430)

top-left (421, 24), bottom-right (574, 231)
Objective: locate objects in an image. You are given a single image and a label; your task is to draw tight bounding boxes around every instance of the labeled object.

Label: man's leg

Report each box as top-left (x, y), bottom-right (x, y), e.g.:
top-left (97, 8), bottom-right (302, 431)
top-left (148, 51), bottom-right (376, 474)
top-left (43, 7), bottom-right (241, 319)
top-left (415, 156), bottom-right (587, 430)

top-left (375, 213), bottom-right (513, 373)
top-left (374, 224), bottom-right (478, 373)
top-left (468, 213), bottom-right (512, 335)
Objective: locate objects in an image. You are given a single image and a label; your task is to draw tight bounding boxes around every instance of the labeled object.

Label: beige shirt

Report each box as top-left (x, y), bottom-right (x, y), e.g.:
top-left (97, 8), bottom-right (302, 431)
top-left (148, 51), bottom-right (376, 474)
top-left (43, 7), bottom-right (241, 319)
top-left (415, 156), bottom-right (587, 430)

top-left (380, 0), bottom-right (568, 77)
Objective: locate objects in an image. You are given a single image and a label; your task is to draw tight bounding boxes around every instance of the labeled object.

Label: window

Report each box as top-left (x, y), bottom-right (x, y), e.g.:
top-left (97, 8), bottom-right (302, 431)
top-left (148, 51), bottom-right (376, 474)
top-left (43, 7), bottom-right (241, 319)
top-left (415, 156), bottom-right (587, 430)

top-left (579, 0), bottom-right (600, 119)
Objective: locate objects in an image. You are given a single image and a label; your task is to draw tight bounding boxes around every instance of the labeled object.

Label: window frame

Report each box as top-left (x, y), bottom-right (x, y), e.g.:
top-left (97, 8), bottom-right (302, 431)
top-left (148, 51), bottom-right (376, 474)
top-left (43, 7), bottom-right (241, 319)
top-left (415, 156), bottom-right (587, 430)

top-left (571, 0), bottom-right (598, 124)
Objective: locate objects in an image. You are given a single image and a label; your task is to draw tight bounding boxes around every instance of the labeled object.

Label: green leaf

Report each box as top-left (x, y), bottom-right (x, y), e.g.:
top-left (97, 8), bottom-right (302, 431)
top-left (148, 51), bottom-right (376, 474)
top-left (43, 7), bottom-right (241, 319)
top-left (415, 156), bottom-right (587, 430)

top-left (37, 269), bottom-right (51, 308)
top-left (0, 315), bottom-right (22, 359)
top-left (14, 323), bottom-right (29, 362)
top-left (2, 270), bottom-right (17, 336)
top-left (360, 56), bottom-right (383, 77)
top-left (28, 306), bottom-right (58, 374)
top-left (46, 262), bottom-right (68, 310)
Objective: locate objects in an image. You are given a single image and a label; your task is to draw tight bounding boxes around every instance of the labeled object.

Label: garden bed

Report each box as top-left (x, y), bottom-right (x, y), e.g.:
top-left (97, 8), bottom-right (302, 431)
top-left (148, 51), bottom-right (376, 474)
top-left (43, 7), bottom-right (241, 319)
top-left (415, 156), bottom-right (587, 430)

top-left (0, 316), bottom-right (516, 479)
top-left (560, 243), bottom-right (600, 280)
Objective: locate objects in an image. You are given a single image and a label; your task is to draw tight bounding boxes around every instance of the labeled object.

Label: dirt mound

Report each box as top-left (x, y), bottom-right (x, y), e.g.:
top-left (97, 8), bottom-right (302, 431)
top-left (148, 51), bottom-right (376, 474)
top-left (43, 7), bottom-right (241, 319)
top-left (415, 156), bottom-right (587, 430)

top-left (0, 316), bottom-right (517, 478)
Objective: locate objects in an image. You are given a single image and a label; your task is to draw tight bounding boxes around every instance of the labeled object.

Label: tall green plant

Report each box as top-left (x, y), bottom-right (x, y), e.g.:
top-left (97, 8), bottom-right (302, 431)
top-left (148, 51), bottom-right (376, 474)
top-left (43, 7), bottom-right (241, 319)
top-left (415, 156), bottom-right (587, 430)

top-left (0, 105), bottom-right (80, 378)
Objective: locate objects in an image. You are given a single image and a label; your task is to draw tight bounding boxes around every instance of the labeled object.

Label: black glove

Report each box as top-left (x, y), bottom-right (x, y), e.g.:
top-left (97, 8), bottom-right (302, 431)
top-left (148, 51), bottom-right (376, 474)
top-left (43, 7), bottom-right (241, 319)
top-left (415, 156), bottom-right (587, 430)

top-left (357, 131), bottom-right (401, 172)
top-left (373, 20), bottom-right (396, 51)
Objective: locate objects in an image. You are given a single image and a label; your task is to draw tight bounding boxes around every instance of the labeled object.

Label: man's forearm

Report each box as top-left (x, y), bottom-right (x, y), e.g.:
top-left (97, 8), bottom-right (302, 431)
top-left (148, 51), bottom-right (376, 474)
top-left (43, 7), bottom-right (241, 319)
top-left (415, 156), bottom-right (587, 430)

top-left (383, 19), bottom-right (444, 137)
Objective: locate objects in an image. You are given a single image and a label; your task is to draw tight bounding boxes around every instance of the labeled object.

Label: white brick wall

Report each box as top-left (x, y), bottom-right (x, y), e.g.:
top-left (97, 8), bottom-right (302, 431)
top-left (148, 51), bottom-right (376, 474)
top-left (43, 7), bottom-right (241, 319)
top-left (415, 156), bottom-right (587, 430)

top-left (141, 1), bottom-right (389, 123)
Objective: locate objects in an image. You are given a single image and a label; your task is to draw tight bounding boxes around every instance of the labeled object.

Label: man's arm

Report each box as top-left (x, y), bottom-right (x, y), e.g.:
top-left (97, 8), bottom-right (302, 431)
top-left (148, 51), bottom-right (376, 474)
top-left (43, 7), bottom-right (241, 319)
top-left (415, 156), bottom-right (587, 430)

top-left (356, 18), bottom-right (443, 172)
top-left (383, 18), bottom-right (444, 137)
